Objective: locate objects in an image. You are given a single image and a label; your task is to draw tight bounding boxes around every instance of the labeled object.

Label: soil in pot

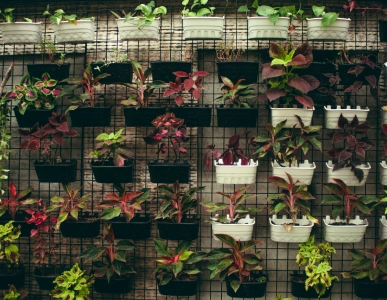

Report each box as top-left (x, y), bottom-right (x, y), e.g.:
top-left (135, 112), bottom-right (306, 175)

top-left (69, 105), bottom-right (112, 127)
top-left (94, 274), bottom-right (133, 294)
top-left (34, 159), bottom-right (77, 183)
top-left (0, 263), bottom-right (24, 289)
top-left (151, 61), bottom-right (192, 83)
top-left (216, 107), bottom-right (258, 127)
top-left (123, 106), bottom-right (165, 127)
top-left (168, 106), bottom-right (212, 127)
top-left (216, 61), bottom-right (259, 84)
top-left (111, 215), bottom-right (152, 240)
top-left (291, 272), bottom-right (332, 298)
top-left (27, 63), bottom-right (70, 82)
top-left (0, 211), bottom-right (36, 237)
top-left (226, 273), bottom-right (268, 298)
top-left (157, 217), bottom-right (200, 240)
top-left (60, 212), bottom-right (100, 238)
top-left (14, 106), bottom-right (54, 128)
top-left (156, 272), bottom-right (198, 296)
top-left (34, 265), bottom-right (66, 291)
top-left (148, 160), bottom-right (190, 183)
top-left (338, 63), bottom-right (382, 86)
top-left (354, 278), bottom-right (387, 298)
top-left (91, 158), bottom-right (134, 183)
top-left (90, 62), bottom-right (133, 84)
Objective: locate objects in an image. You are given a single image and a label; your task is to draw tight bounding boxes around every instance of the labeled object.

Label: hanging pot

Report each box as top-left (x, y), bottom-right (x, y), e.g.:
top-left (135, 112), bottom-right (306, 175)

top-left (91, 159), bottom-right (134, 183)
top-left (211, 215), bottom-right (255, 242)
top-left (271, 160), bottom-right (316, 186)
top-left (69, 105), bottom-right (112, 127)
top-left (323, 216), bottom-right (368, 243)
top-left (291, 271), bottom-right (332, 298)
top-left (157, 216), bottom-right (200, 240)
top-left (0, 22), bottom-right (42, 44)
top-left (0, 263), bottom-right (24, 289)
top-left (90, 62), bottom-right (133, 84)
top-left (151, 61), bottom-right (192, 83)
top-left (148, 160), bottom-right (190, 183)
top-left (216, 61), bottom-right (259, 84)
top-left (116, 18), bottom-right (160, 41)
top-left (34, 265), bottom-right (66, 291)
top-left (182, 17), bottom-right (224, 40)
top-left (338, 63), bottom-right (382, 86)
top-left (324, 105), bottom-right (369, 129)
top-left (247, 16), bottom-right (289, 40)
top-left (157, 275), bottom-right (198, 296)
top-left (216, 107), bottom-right (259, 127)
top-left (226, 273), bottom-right (268, 298)
top-left (270, 105), bottom-right (314, 128)
top-left (325, 161), bottom-right (371, 186)
top-left (354, 278), bottom-right (387, 298)
top-left (381, 106), bottom-right (387, 124)
top-left (94, 274), bottom-right (133, 294)
top-left (53, 20), bottom-right (95, 43)
top-left (123, 106), bottom-right (165, 127)
top-left (380, 161), bottom-right (387, 186)
top-left (214, 159), bottom-right (258, 184)
top-left (34, 159), bottom-right (77, 183)
top-left (14, 106), bottom-right (55, 128)
top-left (111, 215), bottom-right (152, 240)
top-left (306, 18), bottom-right (351, 41)
top-left (27, 63), bottom-right (70, 82)
top-left (60, 212), bottom-right (100, 238)
top-left (269, 215), bottom-right (314, 243)
top-left (168, 106), bottom-right (212, 127)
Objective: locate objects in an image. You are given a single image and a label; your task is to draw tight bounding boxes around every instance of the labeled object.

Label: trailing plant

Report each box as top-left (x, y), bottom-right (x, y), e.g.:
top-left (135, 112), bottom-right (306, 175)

top-left (206, 234), bottom-right (264, 293)
top-left (0, 182), bottom-right (34, 219)
top-left (182, 0), bottom-right (216, 17)
top-left (0, 221), bottom-right (21, 267)
top-left (0, 8), bottom-right (32, 22)
top-left (267, 173), bottom-right (318, 231)
top-left (322, 178), bottom-right (379, 224)
top-left (43, 5), bottom-right (95, 25)
top-left (0, 95), bottom-right (10, 195)
top-left (343, 1), bottom-right (385, 15)
top-left (1, 285), bottom-right (28, 300)
top-left (215, 77), bottom-right (256, 108)
top-left (156, 180), bottom-right (204, 223)
top-left (216, 39), bottom-right (245, 62)
top-left (296, 236), bottom-right (338, 297)
top-left (35, 39), bottom-right (66, 64)
top-left (311, 5), bottom-right (340, 28)
top-left (154, 239), bottom-right (206, 286)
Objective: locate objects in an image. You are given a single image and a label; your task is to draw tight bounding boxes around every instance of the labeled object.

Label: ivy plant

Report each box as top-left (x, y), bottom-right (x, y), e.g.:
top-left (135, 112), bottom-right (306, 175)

top-left (182, 0), bottom-right (216, 17)
top-left (312, 5), bottom-right (339, 28)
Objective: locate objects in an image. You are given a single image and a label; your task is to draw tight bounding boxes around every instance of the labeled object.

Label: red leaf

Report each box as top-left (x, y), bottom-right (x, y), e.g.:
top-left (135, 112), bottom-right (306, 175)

top-left (338, 150), bottom-right (352, 162)
top-left (175, 95), bottom-right (183, 107)
top-left (332, 132), bottom-right (346, 143)
top-left (114, 155), bottom-right (125, 167)
top-left (19, 140), bottom-right (29, 149)
top-left (288, 77), bottom-right (311, 93)
top-left (295, 95), bottom-right (314, 109)
top-left (287, 54), bottom-right (307, 66)
top-left (192, 89), bottom-right (201, 100)
top-left (193, 71), bottom-right (209, 77)
top-left (42, 123), bottom-right (56, 133)
top-left (228, 134), bottom-right (241, 148)
top-left (65, 129), bottom-right (79, 137)
top-left (173, 71), bottom-right (189, 78)
top-left (266, 88), bottom-right (286, 101)
top-left (222, 151), bottom-right (233, 165)
top-left (164, 89), bottom-right (176, 97)
top-left (269, 43), bottom-right (286, 59)
top-left (184, 79), bottom-right (195, 91)
top-left (9, 182), bottom-right (17, 199)
top-left (56, 121), bottom-right (69, 132)
top-left (365, 75), bottom-right (377, 88)
top-left (27, 140), bottom-right (40, 151)
top-left (262, 64), bottom-right (286, 80)
top-left (350, 0), bottom-right (355, 11)
top-left (53, 132), bottom-right (64, 145)
top-left (355, 65), bottom-right (365, 77)
top-left (382, 124), bottom-right (387, 135)
top-left (300, 75), bottom-right (320, 91)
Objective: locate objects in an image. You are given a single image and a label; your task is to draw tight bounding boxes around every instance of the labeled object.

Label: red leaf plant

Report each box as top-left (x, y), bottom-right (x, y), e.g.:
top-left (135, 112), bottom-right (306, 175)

top-left (0, 182), bottom-right (34, 220)
top-left (343, 1), bottom-right (386, 16)
top-left (382, 123), bottom-right (387, 159)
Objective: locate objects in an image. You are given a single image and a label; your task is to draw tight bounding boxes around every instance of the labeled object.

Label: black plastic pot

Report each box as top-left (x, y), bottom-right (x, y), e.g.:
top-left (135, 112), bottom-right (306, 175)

top-left (13, 106), bottom-right (54, 128)
top-left (0, 263), bottom-right (25, 289)
top-left (123, 106), bottom-right (165, 127)
top-left (216, 107), bottom-right (258, 127)
top-left (307, 89), bottom-right (332, 108)
top-left (0, 212), bottom-right (36, 237)
top-left (27, 63), bottom-right (70, 82)
top-left (225, 274), bottom-right (268, 298)
top-left (354, 278), bottom-right (387, 298)
top-left (151, 61), bottom-right (192, 83)
top-left (111, 215), bottom-right (152, 240)
top-left (338, 63), bottom-right (382, 86)
top-left (291, 272), bottom-right (332, 298)
top-left (168, 106), bottom-right (212, 127)
top-left (60, 212), bottom-right (100, 238)
top-left (157, 276), bottom-right (198, 296)
top-left (216, 61), bottom-right (259, 84)
top-left (34, 159), bottom-right (77, 183)
top-left (94, 274), bottom-right (133, 294)
top-left (148, 160), bottom-right (190, 183)
top-left (90, 62), bottom-right (133, 84)
top-left (34, 265), bottom-right (66, 291)
top-left (157, 217), bottom-right (200, 240)
top-left (295, 62), bottom-right (337, 87)
top-left (91, 159), bottom-right (134, 183)
top-left (380, 20), bottom-right (387, 42)
top-left (69, 105), bottom-right (112, 127)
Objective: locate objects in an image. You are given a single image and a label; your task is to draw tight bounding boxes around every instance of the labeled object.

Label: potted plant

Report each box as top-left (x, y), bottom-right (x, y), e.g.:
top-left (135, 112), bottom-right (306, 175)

top-left (0, 285), bottom-right (28, 300)
top-left (80, 223), bottom-right (136, 294)
top-left (268, 173), bottom-right (318, 243)
top-left (99, 184), bottom-right (151, 239)
top-left (215, 76), bottom-right (258, 127)
top-left (90, 128), bottom-right (134, 183)
top-left (143, 113), bottom-right (190, 183)
top-left (43, 6), bottom-right (95, 43)
top-left (155, 180), bottom-right (204, 240)
top-left (291, 236), bottom-right (338, 298)
top-left (380, 123), bottom-right (387, 185)
top-left (120, 60), bottom-right (165, 126)
top-left (163, 70), bottom-right (212, 127)
top-left (18, 112), bottom-right (79, 182)
top-left (380, 191), bottom-right (387, 239)
top-left (259, 42), bottom-right (320, 128)
top-left (182, 0), bottom-right (224, 40)
top-left (111, 1), bottom-right (167, 41)
top-left (63, 63), bottom-right (111, 127)
top-left (206, 234), bottom-right (268, 298)
top-left (202, 186), bottom-right (260, 241)
top-left (342, 239), bottom-right (387, 298)
top-left (0, 221), bottom-right (24, 289)
top-left (0, 8), bottom-right (41, 44)
top-left (50, 263), bottom-right (94, 299)
top-left (0, 89), bottom-right (11, 196)
top-left (154, 239), bottom-right (206, 296)
top-left (322, 178), bottom-right (379, 243)
top-left (325, 114), bottom-right (373, 186)
top-left (306, 5), bottom-right (351, 40)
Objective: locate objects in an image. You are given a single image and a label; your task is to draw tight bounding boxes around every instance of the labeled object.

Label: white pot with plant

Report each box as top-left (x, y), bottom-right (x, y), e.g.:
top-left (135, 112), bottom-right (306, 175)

top-left (380, 124), bottom-right (387, 185)
top-left (324, 105), bottom-right (369, 129)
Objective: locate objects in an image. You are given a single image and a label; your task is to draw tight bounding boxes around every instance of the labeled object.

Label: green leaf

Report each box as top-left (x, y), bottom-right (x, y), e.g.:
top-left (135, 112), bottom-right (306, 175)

top-left (154, 239), bottom-right (172, 257)
top-left (159, 273), bottom-right (173, 285)
top-left (237, 5), bottom-right (250, 13)
top-left (321, 12), bottom-right (339, 28)
top-left (101, 207), bottom-right (121, 220)
top-left (117, 239), bottom-right (135, 251)
top-left (176, 240), bottom-right (192, 255)
top-left (230, 279), bottom-right (241, 293)
top-left (312, 5), bottom-right (325, 17)
top-left (215, 234), bottom-right (238, 249)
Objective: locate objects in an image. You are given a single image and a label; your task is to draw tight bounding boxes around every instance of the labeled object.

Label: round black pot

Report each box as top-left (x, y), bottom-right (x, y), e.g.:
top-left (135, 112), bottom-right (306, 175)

top-left (157, 217), bottom-right (200, 240)
top-left (34, 265), bottom-right (66, 291)
top-left (0, 211), bottom-right (36, 237)
top-left (69, 105), bottom-right (112, 127)
top-left (380, 20), bottom-right (387, 42)
top-left (338, 63), bottom-right (382, 86)
top-left (148, 160), bottom-right (190, 183)
top-left (91, 159), bottom-right (134, 183)
top-left (111, 215), bottom-right (152, 240)
top-left (225, 274), bottom-right (268, 298)
top-left (168, 106), bottom-right (212, 127)
top-left (291, 272), bottom-right (332, 298)
top-left (27, 63), bottom-right (70, 82)
top-left (216, 61), bottom-right (259, 84)
top-left (34, 159), bottom-right (77, 183)
top-left (295, 62), bottom-right (336, 87)
top-left (151, 61), bottom-right (192, 83)
top-left (123, 106), bottom-right (165, 127)
top-left (157, 276), bottom-right (198, 296)
top-left (94, 274), bottom-right (133, 294)
top-left (60, 212), bottom-right (100, 238)
top-left (216, 107), bottom-right (258, 127)
top-left (354, 278), bottom-right (387, 298)
top-left (13, 106), bottom-right (54, 128)
top-left (0, 263), bottom-right (25, 289)
top-left (90, 62), bottom-right (133, 84)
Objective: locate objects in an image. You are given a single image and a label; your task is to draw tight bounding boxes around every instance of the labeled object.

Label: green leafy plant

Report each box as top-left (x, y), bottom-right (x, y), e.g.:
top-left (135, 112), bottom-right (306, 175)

top-left (1, 285), bottom-right (28, 300)
top-left (0, 221), bottom-right (21, 267)
top-left (215, 77), bottom-right (256, 108)
top-left (43, 5), bottom-right (94, 25)
top-left (275, 295), bottom-right (292, 300)
top-left (206, 234), bottom-right (264, 293)
top-left (312, 5), bottom-right (339, 28)
top-left (216, 39), bottom-right (245, 62)
top-left (0, 182), bottom-right (33, 219)
top-left (36, 39), bottom-right (57, 64)
top-left (296, 236), bottom-right (338, 297)
top-left (0, 95), bottom-right (10, 194)
top-left (182, 0), bottom-right (216, 17)
top-left (50, 263), bottom-right (94, 300)
top-left (0, 8), bottom-right (32, 22)
top-left (154, 239), bottom-right (206, 286)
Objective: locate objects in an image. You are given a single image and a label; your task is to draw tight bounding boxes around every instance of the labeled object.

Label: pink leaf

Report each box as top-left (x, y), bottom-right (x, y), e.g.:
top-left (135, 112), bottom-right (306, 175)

top-left (288, 77), bottom-right (311, 93)
top-left (295, 95), bottom-right (314, 109)
top-left (300, 75), bottom-right (320, 91)
top-left (164, 89), bottom-right (176, 97)
top-left (53, 132), bottom-right (64, 145)
top-left (265, 88), bottom-right (286, 101)
top-left (178, 147), bottom-right (187, 153)
top-left (262, 63), bottom-right (286, 80)
top-left (184, 79), bottom-right (195, 91)
top-left (365, 75), bottom-right (377, 88)
top-left (192, 89), bottom-right (201, 100)
top-left (175, 95), bottom-right (183, 107)
top-left (287, 54), bottom-right (307, 66)
top-left (173, 71), bottom-right (189, 78)
top-left (193, 71), bottom-right (209, 77)
top-left (355, 65), bottom-right (365, 77)
top-left (222, 151), bottom-right (233, 165)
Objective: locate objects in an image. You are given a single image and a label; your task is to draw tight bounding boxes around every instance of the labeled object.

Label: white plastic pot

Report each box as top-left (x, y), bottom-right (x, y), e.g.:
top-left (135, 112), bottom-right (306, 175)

top-left (0, 22), bottom-right (42, 44)
top-left (54, 20), bottom-right (95, 43)
top-left (212, 215), bottom-right (255, 242)
top-left (379, 216), bottom-right (387, 240)
top-left (116, 18), bottom-right (160, 40)
top-left (324, 105), bottom-right (369, 129)
top-left (214, 159), bottom-right (258, 184)
top-left (182, 17), bottom-right (224, 40)
top-left (269, 215), bottom-right (313, 243)
top-left (270, 106), bottom-right (314, 128)
top-left (247, 17), bottom-right (289, 40)
top-left (380, 161), bottom-right (387, 186)
top-left (306, 18), bottom-right (351, 41)
top-left (326, 160), bottom-right (371, 186)
top-left (271, 160), bottom-right (316, 186)
top-left (381, 107), bottom-right (387, 124)
top-left (323, 216), bottom-right (368, 243)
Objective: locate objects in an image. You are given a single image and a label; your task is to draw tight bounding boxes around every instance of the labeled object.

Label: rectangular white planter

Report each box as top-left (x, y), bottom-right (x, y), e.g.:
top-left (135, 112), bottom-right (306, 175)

top-left (269, 215), bottom-right (313, 243)
top-left (247, 17), bottom-right (289, 40)
top-left (323, 216), bottom-right (368, 243)
top-left (116, 18), bottom-right (160, 40)
top-left (324, 105), bottom-right (369, 129)
top-left (270, 106), bottom-right (314, 128)
top-left (0, 22), bottom-right (42, 44)
top-left (379, 216), bottom-right (387, 240)
top-left (54, 20), bottom-right (95, 43)
top-left (382, 107), bottom-right (387, 124)
top-left (272, 160), bottom-right (316, 186)
top-left (306, 18), bottom-right (351, 41)
top-left (183, 17), bottom-right (224, 40)
top-left (326, 161), bottom-right (370, 186)
top-left (214, 159), bottom-right (258, 184)
top-left (380, 161), bottom-right (387, 185)
top-left (212, 216), bottom-right (255, 241)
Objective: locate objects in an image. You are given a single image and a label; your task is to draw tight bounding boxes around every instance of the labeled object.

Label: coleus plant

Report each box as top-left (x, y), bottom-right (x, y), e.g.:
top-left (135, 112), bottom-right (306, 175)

top-left (1, 285), bottom-right (28, 300)
top-left (215, 77), bottom-right (256, 108)
top-left (206, 234), bottom-right (264, 293)
top-left (163, 70), bottom-right (209, 106)
top-left (259, 42), bottom-right (320, 109)
top-left (322, 178), bottom-right (379, 224)
top-left (268, 173), bottom-right (318, 231)
top-left (156, 180), bottom-right (204, 223)
top-left (0, 182), bottom-right (34, 220)
top-left (0, 221), bottom-right (21, 267)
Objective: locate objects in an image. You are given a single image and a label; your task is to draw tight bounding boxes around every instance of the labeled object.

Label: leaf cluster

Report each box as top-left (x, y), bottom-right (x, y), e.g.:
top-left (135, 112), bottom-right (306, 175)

top-left (0, 221), bottom-right (21, 265)
top-left (43, 5), bottom-right (94, 25)
top-left (1, 285), bottom-right (28, 300)
top-left (0, 182), bottom-right (33, 220)
top-left (182, 0), bottom-right (215, 17)
top-left (216, 39), bottom-right (245, 62)
top-left (215, 77), bottom-right (256, 108)
top-left (312, 5), bottom-right (339, 28)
